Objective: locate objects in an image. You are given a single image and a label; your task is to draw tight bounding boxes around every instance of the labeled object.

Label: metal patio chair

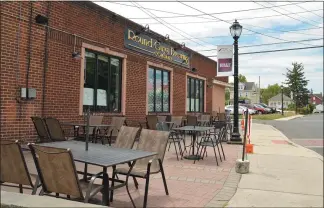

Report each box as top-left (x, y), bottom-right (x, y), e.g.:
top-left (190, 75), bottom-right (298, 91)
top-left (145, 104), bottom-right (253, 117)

top-left (31, 116), bottom-right (51, 143)
top-left (43, 117), bottom-right (73, 141)
top-left (114, 129), bottom-right (170, 208)
top-left (0, 140), bottom-right (41, 194)
top-left (146, 115), bottom-right (158, 130)
top-left (28, 144), bottom-right (109, 205)
top-left (96, 116), bottom-right (126, 145)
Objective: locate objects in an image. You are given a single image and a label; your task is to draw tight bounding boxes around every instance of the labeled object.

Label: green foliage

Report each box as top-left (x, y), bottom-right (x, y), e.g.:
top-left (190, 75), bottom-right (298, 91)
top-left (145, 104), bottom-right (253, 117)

top-left (288, 103), bottom-right (296, 111)
top-left (285, 62), bottom-right (309, 113)
top-left (260, 83), bottom-right (283, 104)
top-left (238, 74), bottom-right (247, 83)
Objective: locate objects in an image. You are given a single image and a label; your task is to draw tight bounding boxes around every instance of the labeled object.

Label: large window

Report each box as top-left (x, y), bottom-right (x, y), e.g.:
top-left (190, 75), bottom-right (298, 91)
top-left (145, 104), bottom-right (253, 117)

top-left (148, 67), bottom-right (170, 113)
top-left (83, 50), bottom-right (122, 112)
top-left (186, 77), bottom-right (204, 112)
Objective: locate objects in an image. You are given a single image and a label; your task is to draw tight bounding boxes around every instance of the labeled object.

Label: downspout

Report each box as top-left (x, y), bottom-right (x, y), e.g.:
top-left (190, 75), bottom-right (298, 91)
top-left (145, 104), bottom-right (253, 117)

top-left (25, 2), bottom-right (33, 99)
top-left (42, 2), bottom-right (51, 117)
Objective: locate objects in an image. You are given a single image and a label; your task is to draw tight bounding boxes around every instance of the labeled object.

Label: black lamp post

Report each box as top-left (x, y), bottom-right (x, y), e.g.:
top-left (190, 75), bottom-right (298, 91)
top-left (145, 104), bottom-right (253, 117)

top-left (229, 19), bottom-right (243, 143)
top-left (281, 85), bottom-right (284, 116)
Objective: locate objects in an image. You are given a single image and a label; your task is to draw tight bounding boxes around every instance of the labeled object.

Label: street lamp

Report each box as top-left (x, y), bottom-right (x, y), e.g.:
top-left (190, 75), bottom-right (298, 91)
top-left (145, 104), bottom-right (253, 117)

top-left (281, 85), bottom-right (284, 116)
top-left (229, 19), bottom-right (243, 143)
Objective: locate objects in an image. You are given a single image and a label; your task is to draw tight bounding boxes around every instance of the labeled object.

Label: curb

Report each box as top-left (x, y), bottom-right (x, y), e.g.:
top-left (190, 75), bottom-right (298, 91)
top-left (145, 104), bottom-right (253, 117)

top-left (258, 123), bottom-right (323, 161)
top-left (205, 146), bottom-right (243, 208)
top-left (274, 115), bottom-right (304, 121)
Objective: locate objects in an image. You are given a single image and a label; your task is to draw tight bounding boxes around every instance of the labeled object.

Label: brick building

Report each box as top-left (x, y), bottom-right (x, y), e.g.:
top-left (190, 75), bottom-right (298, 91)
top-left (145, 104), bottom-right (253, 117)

top-left (0, 1), bottom-right (229, 142)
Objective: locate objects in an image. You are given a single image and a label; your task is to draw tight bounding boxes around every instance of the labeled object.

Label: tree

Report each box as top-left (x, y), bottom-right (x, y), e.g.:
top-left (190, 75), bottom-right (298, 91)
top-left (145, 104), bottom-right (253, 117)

top-left (285, 62), bottom-right (309, 113)
top-left (238, 74), bottom-right (247, 83)
top-left (260, 83), bottom-right (281, 104)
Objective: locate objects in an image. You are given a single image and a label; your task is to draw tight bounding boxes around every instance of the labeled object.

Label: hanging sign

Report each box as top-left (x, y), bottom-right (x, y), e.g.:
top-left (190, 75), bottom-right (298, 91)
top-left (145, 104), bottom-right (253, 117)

top-left (217, 45), bottom-right (233, 77)
top-left (124, 28), bottom-right (190, 68)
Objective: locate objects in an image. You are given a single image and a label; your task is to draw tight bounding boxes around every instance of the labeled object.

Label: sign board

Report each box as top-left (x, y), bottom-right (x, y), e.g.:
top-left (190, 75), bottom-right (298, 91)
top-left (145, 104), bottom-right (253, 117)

top-left (217, 45), bottom-right (233, 77)
top-left (124, 28), bottom-right (190, 68)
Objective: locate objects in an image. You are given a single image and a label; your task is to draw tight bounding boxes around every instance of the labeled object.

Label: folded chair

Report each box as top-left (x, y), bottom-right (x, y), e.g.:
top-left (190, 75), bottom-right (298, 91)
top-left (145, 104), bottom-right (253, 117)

top-left (0, 140), bottom-right (40, 194)
top-left (114, 129), bottom-right (170, 208)
top-left (31, 116), bottom-right (51, 143)
top-left (28, 144), bottom-right (109, 205)
top-left (43, 117), bottom-right (73, 141)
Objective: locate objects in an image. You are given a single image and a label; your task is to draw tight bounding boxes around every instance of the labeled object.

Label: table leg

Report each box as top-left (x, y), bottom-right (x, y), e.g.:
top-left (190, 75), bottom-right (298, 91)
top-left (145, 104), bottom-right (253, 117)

top-left (102, 167), bottom-right (110, 206)
top-left (183, 132), bottom-right (201, 160)
top-left (83, 163), bottom-right (88, 181)
top-left (110, 165), bottom-right (116, 202)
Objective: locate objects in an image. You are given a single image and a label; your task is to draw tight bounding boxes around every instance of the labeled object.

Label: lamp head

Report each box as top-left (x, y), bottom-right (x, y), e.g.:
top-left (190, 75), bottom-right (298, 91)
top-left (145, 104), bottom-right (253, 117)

top-left (229, 19), bottom-right (243, 39)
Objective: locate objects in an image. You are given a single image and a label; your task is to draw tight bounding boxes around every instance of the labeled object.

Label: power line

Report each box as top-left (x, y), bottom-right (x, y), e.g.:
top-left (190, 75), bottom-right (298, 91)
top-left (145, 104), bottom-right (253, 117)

top-left (177, 1), bottom-right (318, 47)
top-left (111, 1), bottom-right (308, 20)
top-left (206, 45), bottom-right (323, 57)
top-left (143, 9), bottom-right (323, 25)
top-left (252, 1), bottom-right (320, 28)
top-left (174, 26), bottom-right (322, 41)
top-left (241, 45), bottom-right (324, 55)
top-left (130, 2), bottom-right (213, 49)
top-left (268, 1), bottom-right (322, 25)
top-left (292, 3), bottom-right (323, 18)
top-left (198, 38), bottom-right (323, 52)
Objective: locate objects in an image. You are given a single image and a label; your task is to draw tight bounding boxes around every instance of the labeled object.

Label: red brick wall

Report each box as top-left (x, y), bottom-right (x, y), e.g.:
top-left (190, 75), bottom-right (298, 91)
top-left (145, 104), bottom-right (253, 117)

top-left (1, 1), bottom-right (227, 142)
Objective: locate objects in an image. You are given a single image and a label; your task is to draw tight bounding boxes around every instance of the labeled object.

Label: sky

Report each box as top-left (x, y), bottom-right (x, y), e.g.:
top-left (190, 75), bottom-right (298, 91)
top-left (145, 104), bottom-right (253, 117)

top-left (93, 1), bottom-right (323, 93)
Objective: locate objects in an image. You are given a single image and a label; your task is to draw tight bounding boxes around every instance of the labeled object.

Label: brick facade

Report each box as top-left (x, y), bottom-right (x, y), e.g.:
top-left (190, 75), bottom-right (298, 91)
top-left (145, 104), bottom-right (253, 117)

top-left (0, 1), bottom-right (228, 142)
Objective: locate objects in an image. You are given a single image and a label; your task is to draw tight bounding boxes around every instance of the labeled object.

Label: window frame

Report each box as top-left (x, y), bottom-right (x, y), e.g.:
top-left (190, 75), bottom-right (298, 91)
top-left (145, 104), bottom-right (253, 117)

top-left (83, 49), bottom-right (123, 113)
top-left (148, 67), bottom-right (171, 113)
top-left (187, 76), bottom-right (205, 113)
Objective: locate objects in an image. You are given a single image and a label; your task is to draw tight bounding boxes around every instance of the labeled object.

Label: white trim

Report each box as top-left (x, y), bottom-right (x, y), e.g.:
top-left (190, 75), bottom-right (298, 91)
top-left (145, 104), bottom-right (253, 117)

top-left (213, 79), bottom-right (233, 88)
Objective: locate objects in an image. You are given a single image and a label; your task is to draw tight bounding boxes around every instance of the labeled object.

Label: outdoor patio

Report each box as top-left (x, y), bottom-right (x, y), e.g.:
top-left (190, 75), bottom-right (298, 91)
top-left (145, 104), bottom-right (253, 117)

top-left (1, 137), bottom-right (241, 208)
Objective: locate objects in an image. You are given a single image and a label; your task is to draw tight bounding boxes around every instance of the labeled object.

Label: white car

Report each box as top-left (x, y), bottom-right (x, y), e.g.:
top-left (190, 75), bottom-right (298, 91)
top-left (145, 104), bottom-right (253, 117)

top-left (313, 104), bottom-right (323, 113)
top-left (225, 105), bottom-right (247, 115)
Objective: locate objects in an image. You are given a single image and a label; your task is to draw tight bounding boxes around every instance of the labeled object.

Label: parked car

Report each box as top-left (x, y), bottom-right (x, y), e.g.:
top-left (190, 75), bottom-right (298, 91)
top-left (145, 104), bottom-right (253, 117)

top-left (257, 103), bottom-right (276, 114)
top-left (240, 103), bottom-right (263, 115)
top-left (225, 105), bottom-right (245, 115)
top-left (239, 104), bottom-right (257, 115)
top-left (254, 104), bottom-right (271, 114)
top-left (313, 104), bottom-right (323, 113)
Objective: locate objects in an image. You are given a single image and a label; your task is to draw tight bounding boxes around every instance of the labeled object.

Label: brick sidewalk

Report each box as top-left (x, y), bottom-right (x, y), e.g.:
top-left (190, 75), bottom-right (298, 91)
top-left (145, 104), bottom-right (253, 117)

top-left (2, 140), bottom-right (241, 207)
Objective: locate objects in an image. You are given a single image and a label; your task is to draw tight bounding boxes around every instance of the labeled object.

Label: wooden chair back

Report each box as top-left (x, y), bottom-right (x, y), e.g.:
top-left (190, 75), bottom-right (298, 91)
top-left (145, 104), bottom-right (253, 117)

top-left (31, 116), bottom-right (51, 142)
top-left (29, 144), bottom-right (83, 199)
top-left (43, 117), bottom-right (66, 141)
top-left (114, 126), bottom-right (140, 149)
top-left (0, 140), bottom-right (33, 187)
top-left (109, 116), bottom-right (126, 137)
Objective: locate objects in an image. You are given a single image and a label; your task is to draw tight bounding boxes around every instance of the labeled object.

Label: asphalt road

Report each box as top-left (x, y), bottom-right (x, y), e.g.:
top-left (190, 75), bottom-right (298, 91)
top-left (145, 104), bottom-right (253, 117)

top-left (253, 114), bottom-right (324, 156)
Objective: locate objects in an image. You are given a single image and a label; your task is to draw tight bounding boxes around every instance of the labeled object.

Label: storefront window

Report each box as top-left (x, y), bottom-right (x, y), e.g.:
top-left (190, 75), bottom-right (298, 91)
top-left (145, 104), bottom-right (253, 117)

top-left (187, 77), bottom-right (204, 112)
top-left (83, 50), bottom-right (122, 112)
top-left (148, 67), bottom-right (170, 113)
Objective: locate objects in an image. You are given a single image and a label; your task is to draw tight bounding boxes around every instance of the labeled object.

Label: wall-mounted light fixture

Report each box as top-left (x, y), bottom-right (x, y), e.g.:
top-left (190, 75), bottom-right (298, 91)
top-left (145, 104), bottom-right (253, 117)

top-left (72, 34), bottom-right (81, 60)
top-left (165, 34), bottom-right (170, 41)
top-left (181, 42), bottom-right (185, 48)
top-left (144, 24), bottom-right (150, 32)
top-left (191, 67), bottom-right (197, 72)
top-left (35, 14), bottom-right (48, 25)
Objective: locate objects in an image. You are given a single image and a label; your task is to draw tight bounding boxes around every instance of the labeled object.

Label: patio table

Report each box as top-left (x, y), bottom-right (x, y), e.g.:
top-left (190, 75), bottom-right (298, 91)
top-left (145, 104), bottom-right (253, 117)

top-left (61, 123), bottom-right (114, 140)
top-left (172, 126), bottom-right (214, 160)
top-left (39, 140), bottom-right (156, 207)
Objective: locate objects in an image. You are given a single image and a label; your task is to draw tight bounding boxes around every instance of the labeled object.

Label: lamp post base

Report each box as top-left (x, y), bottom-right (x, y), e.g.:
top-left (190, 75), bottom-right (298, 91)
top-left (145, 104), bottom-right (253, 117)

top-left (227, 132), bottom-right (243, 145)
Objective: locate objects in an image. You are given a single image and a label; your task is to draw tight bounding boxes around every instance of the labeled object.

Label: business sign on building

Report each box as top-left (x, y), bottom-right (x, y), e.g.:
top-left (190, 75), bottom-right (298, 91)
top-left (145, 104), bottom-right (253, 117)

top-left (124, 28), bottom-right (190, 68)
top-left (217, 45), bottom-right (233, 77)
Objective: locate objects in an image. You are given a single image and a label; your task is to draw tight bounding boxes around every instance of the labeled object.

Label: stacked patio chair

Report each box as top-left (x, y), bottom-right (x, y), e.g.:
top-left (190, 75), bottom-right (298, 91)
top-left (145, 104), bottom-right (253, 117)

top-left (0, 140), bottom-right (41, 194)
top-left (28, 144), bottom-right (109, 205)
top-left (31, 116), bottom-right (51, 143)
top-left (200, 114), bottom-right (211, 126)
top-left (113, 129), bottom-right (170, 208)
top-left (95, 116), bottom-right (126, 145)
top-left (43, 117), bottom-right (74, 141)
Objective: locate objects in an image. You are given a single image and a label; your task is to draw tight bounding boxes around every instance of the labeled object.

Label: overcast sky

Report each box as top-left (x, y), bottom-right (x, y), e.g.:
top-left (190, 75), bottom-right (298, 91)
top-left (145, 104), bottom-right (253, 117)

top-left (94, 1), bottom-right (323, 93)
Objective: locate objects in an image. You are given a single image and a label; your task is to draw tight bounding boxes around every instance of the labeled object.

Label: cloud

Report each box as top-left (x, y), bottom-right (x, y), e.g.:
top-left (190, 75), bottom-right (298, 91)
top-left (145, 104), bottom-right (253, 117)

top-left (93, 1), bottom-right (323, 93)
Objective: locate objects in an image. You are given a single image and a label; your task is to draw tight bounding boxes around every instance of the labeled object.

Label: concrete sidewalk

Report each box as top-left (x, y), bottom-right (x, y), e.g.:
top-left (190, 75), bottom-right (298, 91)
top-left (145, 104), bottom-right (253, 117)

top-left (227, 123), bottom-right (323, 207)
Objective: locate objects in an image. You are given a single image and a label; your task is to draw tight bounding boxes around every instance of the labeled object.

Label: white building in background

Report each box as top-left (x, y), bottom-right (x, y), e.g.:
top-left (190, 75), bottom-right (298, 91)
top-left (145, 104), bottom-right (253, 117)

top-left (229, 82), bottom-right (260, 104)
top-left (268, 93), bottom-right (293, 109)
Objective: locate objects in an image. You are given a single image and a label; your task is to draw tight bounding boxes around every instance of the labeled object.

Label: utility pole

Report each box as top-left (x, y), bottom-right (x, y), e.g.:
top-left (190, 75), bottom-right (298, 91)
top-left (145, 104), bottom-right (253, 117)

top-left (259, 76), bottom-right (261, 103)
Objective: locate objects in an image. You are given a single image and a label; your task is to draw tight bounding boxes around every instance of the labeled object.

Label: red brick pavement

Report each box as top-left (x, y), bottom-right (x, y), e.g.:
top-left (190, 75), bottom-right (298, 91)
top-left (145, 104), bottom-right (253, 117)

top-left (1, 142), bottom-right (240, 207)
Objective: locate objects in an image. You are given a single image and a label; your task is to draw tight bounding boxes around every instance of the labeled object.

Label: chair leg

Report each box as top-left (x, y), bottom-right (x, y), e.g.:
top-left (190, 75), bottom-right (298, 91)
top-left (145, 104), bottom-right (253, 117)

top-left (212, 146), bottom-right (219, 166)
top-left (158, 159), bottom-right (169, 195)
top-left (31, 176), bottom-right (40, 195)
top-left (172, 138), bottom-right (179, 161)
top-left (167, 141), bottom-right (172, 152)
top-left (128, 162), bottom-right (139, 189)
top-left (216, 142), bottom-right (223, 162)
top-left (19, 184), bottom-right (23, 193)
top-left (110, 166), bottom-right (116, 202)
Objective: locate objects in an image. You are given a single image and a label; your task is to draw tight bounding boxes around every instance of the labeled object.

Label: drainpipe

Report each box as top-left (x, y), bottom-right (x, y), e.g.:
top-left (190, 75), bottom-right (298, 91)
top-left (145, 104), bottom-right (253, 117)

top-left (25, 2), bottom-right (33, 99)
